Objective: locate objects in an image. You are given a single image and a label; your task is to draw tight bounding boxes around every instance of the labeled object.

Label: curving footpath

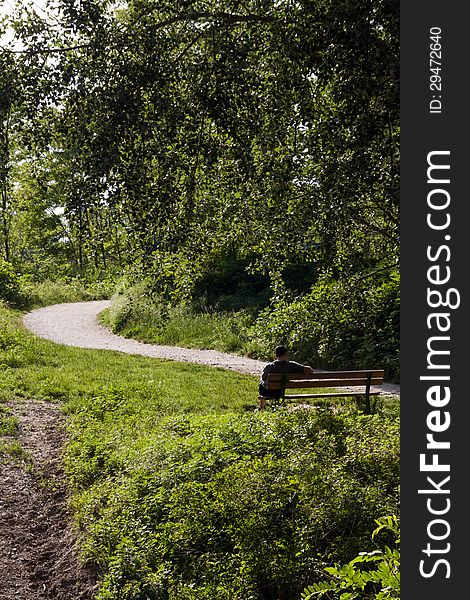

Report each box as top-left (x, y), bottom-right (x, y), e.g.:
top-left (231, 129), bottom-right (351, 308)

top-left (22, 301), bottom-right (400, 396)
top-left (22, 300), bottom-right (267, 376)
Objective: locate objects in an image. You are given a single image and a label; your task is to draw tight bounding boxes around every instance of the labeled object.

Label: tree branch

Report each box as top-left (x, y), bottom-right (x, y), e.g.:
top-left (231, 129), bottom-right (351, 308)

top-left (2, 11), bottom-right (274, 56)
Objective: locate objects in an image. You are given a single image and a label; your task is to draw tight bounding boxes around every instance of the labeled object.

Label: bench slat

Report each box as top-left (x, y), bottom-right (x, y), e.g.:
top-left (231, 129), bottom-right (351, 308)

top-left (266, 378), bottom-right (384, 390)
top-left (283, 391), bottom-right (381, 399)
top-left (266, 370), bottom-right (384, 382)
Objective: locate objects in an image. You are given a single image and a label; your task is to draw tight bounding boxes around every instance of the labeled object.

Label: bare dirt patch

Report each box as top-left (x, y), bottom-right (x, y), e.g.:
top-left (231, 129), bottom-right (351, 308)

top-left (0, 400), bottom-right (98, 600)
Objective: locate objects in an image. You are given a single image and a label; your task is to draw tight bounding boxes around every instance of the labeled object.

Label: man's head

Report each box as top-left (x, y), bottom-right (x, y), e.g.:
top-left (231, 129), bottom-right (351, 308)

top-left (275, 345), bottom-right (288, 360)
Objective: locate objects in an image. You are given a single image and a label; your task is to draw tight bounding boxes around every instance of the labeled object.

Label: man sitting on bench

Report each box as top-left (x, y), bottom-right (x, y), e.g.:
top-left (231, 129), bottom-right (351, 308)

top-left (259, 345), bottom-right (314, 406)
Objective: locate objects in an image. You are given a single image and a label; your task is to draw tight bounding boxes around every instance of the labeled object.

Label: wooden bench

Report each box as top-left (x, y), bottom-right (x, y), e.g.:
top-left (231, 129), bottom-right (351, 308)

top-left (258, 369), bottom-right (385, 414)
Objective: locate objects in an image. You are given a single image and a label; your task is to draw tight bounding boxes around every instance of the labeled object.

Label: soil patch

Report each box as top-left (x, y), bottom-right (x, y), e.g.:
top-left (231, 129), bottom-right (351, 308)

top-left (0, 400), bottom-right (98, 600)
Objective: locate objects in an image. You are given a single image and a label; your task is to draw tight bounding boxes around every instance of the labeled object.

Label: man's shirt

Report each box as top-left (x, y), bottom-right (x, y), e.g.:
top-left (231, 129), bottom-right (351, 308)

top-left (260, 359), bottom-right (306, 385)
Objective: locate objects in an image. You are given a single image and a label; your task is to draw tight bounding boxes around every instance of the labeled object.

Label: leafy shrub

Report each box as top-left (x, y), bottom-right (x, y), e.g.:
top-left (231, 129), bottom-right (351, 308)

top-left (191, 249), bottom-right (271, 311)
top-left (140, 247), bottom-right (271, 311)
top-left (103, 282), bottom-right (170, 334)
top-left (254, 274), bottom-right (399, 382)
top-left (2, 259), bottom-right (114, 309)
top-left (65, 408), bottom-right (399, 600)
top-left (301, 515), bottom-right (400, 599)
top-left (0, 261), bottom-right (21, 304)
top-left (18, 276), bottom-right (111, 308)
top-left (103, 284), bottom-right (266, 357)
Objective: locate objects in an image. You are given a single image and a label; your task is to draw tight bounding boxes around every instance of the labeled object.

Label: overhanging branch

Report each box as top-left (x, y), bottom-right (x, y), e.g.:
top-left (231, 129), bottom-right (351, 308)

top-left (1, 11), bottom-right (274, 56)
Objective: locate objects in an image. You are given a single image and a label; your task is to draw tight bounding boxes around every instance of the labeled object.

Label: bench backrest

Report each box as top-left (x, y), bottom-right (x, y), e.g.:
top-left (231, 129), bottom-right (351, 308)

top-left (265, 369), bottom-right (384, 390)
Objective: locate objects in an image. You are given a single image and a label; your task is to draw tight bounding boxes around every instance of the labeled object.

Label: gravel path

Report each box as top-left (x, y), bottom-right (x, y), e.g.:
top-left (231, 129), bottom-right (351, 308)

top-left (22, 301), bottom-right (267, 375)
top-left (22, 301), bottom-right (400, 396)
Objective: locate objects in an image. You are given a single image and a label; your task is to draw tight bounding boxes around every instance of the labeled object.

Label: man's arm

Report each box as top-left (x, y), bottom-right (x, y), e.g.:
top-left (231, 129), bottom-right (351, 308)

top-left (261, 363), bottom-right (272, 382)
top-left (289, 361), bottom-right (314, 375)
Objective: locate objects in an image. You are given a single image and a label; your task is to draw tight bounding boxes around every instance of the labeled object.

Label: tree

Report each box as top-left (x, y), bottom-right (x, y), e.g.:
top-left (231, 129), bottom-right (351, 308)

top-left (4, 0), bottom-right (399, 295)
top-left (0, 50), bottom-right (16, 263)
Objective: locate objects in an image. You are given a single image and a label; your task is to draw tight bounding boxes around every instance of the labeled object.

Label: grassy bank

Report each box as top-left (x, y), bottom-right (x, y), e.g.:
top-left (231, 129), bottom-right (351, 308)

top-left (99, 287), bottom-right (267, 359)
top-left (1, 300), bottom-right (399, 599)
top-left (100, 277), bottom-right (400, 383)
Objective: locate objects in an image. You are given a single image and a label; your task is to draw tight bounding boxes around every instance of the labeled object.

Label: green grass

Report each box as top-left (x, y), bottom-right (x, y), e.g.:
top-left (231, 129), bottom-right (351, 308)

top-left (0, 401), bottom-right (22, 462)
top-left (4, 342), bottom-right (259, 416)
top-left (0, 300), bottom-right (400, 600)
top-left (1, 299), bottom-right (259, 418)
top-left (0, 407), bottom-right (18, 436)
top-left (20, 278), bottom-right (109, 308)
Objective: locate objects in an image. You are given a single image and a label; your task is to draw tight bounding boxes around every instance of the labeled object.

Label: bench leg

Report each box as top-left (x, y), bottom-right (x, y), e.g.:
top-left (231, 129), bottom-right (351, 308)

top-left (258, 397), bottom-right (267, 410)
top-left (365, 372), bottom-right (372, 414)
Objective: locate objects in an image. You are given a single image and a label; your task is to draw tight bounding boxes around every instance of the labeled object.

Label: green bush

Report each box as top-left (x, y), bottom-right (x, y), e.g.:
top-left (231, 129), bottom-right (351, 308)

top-left (102, 284), bottom-right (266, 357)
top-left (140, 248), bottom-right (271, 311)
top-left (254, 275), bottom-right (399, 382)
top-left (191, 249), bottom-right (271, 312)
top-left (0, 261), bottom-right (21, 304)
top-left (301, 515), bottom-right (400, 599)
top-left (2, 261), bottom-right (114, 309)
top-left (65, 408), bottom-right (399, 600)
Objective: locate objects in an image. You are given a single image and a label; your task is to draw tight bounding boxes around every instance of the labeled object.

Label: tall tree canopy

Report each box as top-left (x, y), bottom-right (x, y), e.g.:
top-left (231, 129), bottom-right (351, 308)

top-left (3, 0), bottom-right (399, 286)
top-left (1, 0), bottom-right (399, 376)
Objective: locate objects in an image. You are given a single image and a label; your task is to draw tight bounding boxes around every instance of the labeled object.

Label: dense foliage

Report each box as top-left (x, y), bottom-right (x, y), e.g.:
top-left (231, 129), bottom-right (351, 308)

top-left (65, 393), bottom-right (399, 599)
top-left (1, 0), bottom-right (399, 376)
top-left (301, 515), bottom-right (400, 599)
top-left (0, 259), bottom-right (20, 303)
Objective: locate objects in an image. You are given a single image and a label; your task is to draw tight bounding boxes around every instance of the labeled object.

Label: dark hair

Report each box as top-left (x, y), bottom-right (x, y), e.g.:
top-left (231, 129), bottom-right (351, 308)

top-left (275, 345), bottom-right (288, 357)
